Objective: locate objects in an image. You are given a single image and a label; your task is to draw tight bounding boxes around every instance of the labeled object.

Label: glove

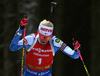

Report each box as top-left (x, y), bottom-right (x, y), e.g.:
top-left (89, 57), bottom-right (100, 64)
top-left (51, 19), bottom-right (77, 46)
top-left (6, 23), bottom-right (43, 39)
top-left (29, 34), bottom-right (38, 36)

top-left (74, 40), bottom-right (81, 50)
top-left (20, 18), bottom-right (28, 29)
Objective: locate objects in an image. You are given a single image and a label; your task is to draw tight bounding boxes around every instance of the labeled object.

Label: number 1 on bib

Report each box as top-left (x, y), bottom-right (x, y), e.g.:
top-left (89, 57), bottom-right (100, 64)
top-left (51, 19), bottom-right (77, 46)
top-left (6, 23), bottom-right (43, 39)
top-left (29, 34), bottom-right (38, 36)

top-left (38, 58), bottom-right (42, 65)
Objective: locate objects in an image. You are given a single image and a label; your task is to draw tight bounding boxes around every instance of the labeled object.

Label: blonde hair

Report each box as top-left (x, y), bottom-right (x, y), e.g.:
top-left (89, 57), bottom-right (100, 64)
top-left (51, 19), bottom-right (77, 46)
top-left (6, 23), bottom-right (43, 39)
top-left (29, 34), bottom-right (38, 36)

top-left (40, 19), bottom-right (54, 27)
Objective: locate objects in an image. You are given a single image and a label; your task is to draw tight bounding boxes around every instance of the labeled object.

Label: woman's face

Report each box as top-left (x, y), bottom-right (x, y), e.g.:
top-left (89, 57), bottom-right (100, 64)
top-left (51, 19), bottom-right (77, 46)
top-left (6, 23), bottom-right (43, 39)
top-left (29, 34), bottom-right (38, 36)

top-left (39, 36), bottom-right (50, 45)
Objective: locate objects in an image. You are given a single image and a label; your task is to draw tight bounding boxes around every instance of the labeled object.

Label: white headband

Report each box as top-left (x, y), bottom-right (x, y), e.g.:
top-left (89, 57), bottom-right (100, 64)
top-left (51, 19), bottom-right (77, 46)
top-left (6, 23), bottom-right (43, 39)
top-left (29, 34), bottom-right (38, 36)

top-left (38, 24), bottom-right (53, 36)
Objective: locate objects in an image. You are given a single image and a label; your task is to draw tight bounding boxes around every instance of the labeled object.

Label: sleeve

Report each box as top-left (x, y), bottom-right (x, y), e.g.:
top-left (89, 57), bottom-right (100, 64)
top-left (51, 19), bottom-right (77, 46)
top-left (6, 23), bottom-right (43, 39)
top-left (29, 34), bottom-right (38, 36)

top-left (9, 28), bottom-right (35, 51)
top-left (52, 36), bottom-right (79, 59)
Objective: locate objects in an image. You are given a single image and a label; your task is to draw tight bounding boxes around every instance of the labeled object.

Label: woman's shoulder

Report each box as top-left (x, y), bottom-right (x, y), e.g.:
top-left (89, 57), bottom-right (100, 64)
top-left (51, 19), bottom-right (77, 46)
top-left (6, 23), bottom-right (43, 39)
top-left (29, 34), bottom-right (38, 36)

top-left (51, 36), bottom-right (64, 48)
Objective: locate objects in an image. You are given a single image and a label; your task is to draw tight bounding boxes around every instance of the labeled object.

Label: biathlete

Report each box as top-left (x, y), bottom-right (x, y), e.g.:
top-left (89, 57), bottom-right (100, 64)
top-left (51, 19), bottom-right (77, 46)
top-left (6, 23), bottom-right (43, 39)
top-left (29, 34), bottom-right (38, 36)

top-left (9, 18), bottom-right (81, 76)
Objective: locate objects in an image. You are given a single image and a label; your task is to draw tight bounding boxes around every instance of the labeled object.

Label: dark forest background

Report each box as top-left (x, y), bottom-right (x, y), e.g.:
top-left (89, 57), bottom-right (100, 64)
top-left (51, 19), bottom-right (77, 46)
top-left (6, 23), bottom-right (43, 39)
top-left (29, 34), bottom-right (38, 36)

top-left (0, 0), bottom-right (100, 76)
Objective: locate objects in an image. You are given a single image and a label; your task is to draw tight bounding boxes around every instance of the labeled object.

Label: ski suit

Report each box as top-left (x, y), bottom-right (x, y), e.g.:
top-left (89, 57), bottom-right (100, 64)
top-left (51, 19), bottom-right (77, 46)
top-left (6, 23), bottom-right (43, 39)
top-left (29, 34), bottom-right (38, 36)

top-left (9, 28), bottom-right (80, 76)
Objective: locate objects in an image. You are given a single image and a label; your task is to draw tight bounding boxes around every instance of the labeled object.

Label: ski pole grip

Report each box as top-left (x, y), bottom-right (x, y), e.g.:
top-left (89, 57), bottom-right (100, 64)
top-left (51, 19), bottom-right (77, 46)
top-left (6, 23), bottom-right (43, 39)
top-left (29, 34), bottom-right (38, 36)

top-left (51, 2), bottom-right (57, 7)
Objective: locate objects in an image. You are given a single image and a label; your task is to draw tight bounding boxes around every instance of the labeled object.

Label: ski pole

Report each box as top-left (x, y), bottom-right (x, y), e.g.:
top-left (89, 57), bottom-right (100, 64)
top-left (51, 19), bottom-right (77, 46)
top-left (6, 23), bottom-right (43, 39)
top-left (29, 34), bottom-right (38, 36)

top-left (49, 2), bottom-right (57, 21)
top-left (21, 15), bottom-right (27, 76)
top-left (72, 38), bottom-right (90, 76)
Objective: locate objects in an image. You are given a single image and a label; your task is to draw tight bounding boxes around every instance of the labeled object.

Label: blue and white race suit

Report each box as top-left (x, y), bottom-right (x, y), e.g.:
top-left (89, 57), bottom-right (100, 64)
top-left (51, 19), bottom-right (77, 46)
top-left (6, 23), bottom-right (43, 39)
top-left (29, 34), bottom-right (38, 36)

top-left (9, 28), bottom-right (80, 76)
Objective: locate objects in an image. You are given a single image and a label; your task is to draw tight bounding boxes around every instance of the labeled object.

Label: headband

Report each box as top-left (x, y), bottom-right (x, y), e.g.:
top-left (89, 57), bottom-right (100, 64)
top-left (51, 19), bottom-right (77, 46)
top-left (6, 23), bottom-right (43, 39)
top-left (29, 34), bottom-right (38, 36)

top-left (38, 24), bottom-right (53, 36)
